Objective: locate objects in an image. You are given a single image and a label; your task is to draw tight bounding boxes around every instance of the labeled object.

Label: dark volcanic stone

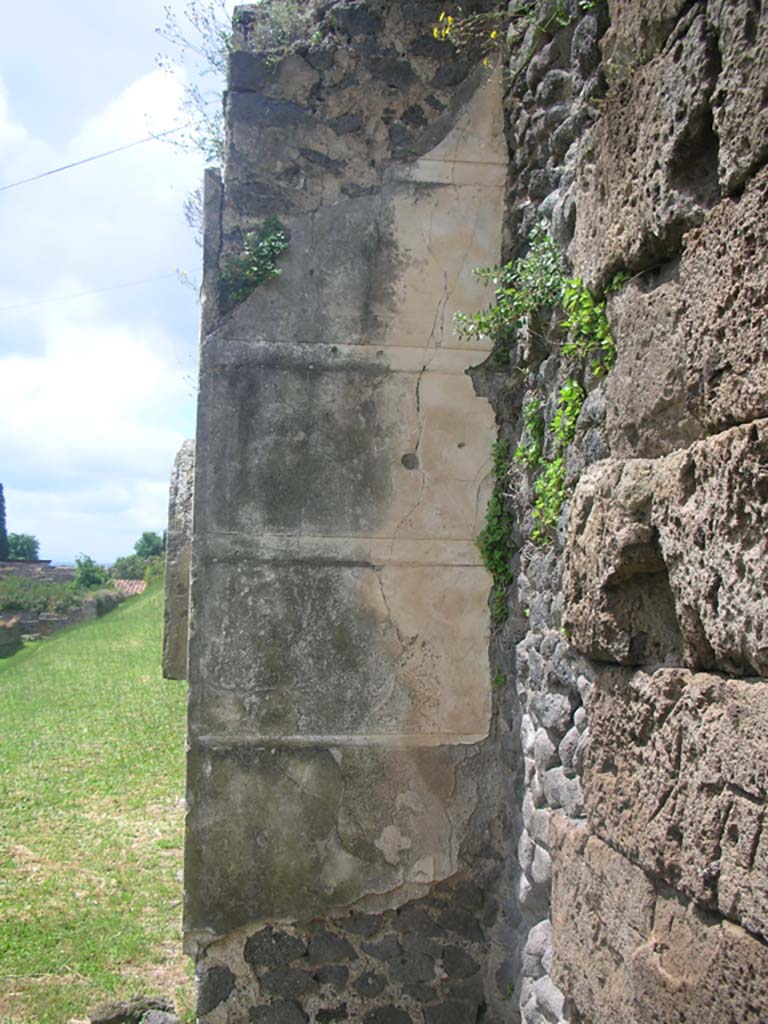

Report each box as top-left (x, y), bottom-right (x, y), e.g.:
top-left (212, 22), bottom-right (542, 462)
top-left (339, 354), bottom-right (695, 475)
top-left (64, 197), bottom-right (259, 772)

top-left (442, 947), bottom-right (480, 980)
top-left (344, 912), bottom-right (383, 937)
top-left (389, 952), bottom-right (436, 986)
top-left (260, 966), bottom-right (318, 998)
top-left (333, 5), bottom-right (383, 36)
top-left (362, 935), bottom-right (401, 960)
top-left (244, 928), bottom-right (307, 970)
top-left (369, 57), bottom-right (418, 88)
top-left (402, 104), bottom-right (428, 129)
top-left (330, 114), bottom-right (364, 135)
top-left (314, 965), bottom-right (349, 991)
top-left (198, 965), bottom-right (236, 1015)
top-left (317, 1008), bottom-right (349, 1023)
top-left (431, 62), bottom-right (469, 88)
top-left (363, 1009), bottom-right (412, 1024)
top-left (250, 1003), bottom-right (308, 1024)
top-left (309, 931), bottom-right (357, 964)
top-left (353, 971), bottom-right (387, 997)
top-left (424, 1003), bottom-right (480, 1024)
top-left (436, 908), bottom-right (484, 943)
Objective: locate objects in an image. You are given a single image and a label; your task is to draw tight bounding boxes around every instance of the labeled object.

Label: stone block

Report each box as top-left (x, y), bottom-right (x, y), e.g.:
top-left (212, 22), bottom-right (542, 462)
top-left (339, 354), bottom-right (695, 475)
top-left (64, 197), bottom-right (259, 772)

top-left (573, 11), bottom-right (720, 285)
top-left (709, 0), bottom-right (768, 192)
top-left (564, 421), bottom-right (768, 676)
top-left (585, 667), bottom-right (768, 938)
top-left (550, 816), bottom-right (768, 1024)
top-left (184, 741), bottom-right (492, 941)
top-left (163, 439), bottom-right (194, 680)
top-left (602, 0), bottom-right (691, 81)
top-left (606, 167), bottom-right (768, 458)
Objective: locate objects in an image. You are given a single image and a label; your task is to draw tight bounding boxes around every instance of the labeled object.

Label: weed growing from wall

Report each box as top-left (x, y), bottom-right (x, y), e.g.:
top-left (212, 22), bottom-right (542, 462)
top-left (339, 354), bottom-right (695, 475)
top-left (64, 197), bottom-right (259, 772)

top-left (220, 217), bottom-right (288, 310)
top-left (459, 222), bottom-right (623, 546)
top-left (514, 398), bottom-right (545, 467)
top-left (476, 439), bottom-right (514, 623)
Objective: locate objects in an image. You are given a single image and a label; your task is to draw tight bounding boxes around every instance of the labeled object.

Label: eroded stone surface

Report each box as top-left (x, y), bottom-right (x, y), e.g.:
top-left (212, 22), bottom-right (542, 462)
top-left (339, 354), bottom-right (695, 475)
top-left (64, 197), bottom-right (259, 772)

top-left (586, 667), bottom-right (768, 938)
top-left (573, 10), bottom-right (720, 285)
top-left (564, 421), bottom-right (768, 675)
top-left (551, 816), bottom-right (768, 1024)
top-left (606, 166), bottom-right (768, 457)
top-left (709, 0), bottom-right (768, 192)
top-left (163, 439), bottom-right (194, 680)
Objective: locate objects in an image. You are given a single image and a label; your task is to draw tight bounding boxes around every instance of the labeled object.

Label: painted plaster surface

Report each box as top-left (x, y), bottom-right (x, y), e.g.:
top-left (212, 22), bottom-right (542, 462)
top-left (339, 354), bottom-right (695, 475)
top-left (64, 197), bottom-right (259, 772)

top-left (186, 39), bottom-right (505, 949)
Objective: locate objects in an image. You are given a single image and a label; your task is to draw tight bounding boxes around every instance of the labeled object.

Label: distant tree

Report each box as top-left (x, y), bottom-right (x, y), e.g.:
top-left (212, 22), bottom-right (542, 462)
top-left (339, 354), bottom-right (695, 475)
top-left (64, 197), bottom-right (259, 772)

top-left (134, 531), bottom-right (165, 559)
top-left (73, 554), bottom-right (110, 590)
top-left (0, 484), bottom-right (8, 561)
top-left (111, 554), bottom-right (147, 580)
top-left (7, 533), bottom-right (39, 561)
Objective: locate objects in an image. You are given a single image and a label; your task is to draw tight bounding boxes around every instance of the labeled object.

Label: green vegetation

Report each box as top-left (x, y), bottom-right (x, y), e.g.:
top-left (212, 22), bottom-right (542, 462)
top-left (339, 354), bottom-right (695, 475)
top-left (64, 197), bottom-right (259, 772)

top-left (112, 532), bottom-right (167, 581)
top-left (514, 397), bottom-right (545, 467)
top-left (73, 554), bottom-right (111, 590)
top-left (221, 216), bottom-right (289, 309)
top-left (492, 668), bottom-right (506, 690)
top-left (551, 378), bottom-right (586, 447)
top-left (531, 455), bottom-right (567, 545)
top-left (133, 531), bottom-right (165, 560)
top-left (455, 221), bottom-right (564, 341)
top-left (0, 577), bottom-right (82, 616)
top-left (458, 222), bottom-right (625, 545)
top-left (0, 585), bottom-right (191, 1024)
top-left (476, 440), bottom-right (514, 623)
top-left (7, 533), bottom-right (40, 561)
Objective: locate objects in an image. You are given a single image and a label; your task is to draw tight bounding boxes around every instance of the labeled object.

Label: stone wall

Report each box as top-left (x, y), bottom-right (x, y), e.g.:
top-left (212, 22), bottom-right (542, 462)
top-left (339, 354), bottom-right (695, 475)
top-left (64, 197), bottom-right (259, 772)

top-left (481, 0), bottom-right (768, 1021)
top-left (177, 0), bottom-right (768, 1021)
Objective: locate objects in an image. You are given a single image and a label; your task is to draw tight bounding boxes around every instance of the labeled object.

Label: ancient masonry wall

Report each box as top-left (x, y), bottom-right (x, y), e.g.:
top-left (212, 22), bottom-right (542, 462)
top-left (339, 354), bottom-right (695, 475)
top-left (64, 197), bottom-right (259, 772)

top-left (184, 2), bottom-right (510, 1022)
top-left (169, 0), bottom-right (768, 1022)
top-left (484, 0), bottom-right (768, 1021)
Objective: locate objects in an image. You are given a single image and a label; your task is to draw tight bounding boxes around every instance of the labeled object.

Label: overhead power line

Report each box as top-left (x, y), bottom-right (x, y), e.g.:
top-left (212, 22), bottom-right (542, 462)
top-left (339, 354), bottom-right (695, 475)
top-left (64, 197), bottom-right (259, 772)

top-left (0, 272), bottom-right (180, 313)
top-left (0, 126), bottom-right (186, 193)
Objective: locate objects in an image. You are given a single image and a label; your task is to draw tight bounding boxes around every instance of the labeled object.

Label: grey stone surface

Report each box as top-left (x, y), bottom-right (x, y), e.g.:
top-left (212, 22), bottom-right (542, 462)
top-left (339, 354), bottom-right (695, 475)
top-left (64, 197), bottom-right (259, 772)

top-left (88, 996), bottom-right (174, 1024)
top-left (162, 438), bottom-right (194, 680)
top-left (564, 422), bottom-right (768, 676)
top-left (605, 166), bottom-right (768, 458)
top-left (198, 964), bottom-right (236, 1015)
top-left (586, 666), bottom-right (768, 938)
top-left (551, 815), bottom-right (768, 1024)
top-left (573, 10), bottom-right (720, 285)
top-left (249, 1002), bottom-right (308, 1024)
top-left (709, 0), bottom-right (768, 192)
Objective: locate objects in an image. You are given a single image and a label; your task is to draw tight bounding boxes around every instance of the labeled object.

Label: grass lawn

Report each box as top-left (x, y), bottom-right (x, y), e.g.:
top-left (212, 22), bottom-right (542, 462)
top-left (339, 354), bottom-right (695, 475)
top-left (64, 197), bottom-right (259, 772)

top-left (0, 584), bottom-right (193, 1023)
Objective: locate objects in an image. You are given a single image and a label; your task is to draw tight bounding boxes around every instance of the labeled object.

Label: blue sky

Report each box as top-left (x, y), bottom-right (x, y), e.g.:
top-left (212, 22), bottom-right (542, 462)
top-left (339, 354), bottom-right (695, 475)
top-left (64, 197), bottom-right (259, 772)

top-left (0, 1), bottom-right (233, 564)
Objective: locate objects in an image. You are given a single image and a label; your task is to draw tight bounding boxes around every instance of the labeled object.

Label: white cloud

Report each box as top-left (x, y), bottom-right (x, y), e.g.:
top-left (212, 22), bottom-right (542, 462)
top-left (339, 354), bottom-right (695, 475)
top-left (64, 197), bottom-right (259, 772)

top-left (0, 64), bottom-right (204, 563)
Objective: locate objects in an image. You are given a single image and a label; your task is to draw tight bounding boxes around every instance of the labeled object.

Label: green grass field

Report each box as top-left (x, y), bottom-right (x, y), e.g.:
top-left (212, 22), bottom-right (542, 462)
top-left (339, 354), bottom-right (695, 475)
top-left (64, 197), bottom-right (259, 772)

top-left (0, 585), bottom-right (193, 1023)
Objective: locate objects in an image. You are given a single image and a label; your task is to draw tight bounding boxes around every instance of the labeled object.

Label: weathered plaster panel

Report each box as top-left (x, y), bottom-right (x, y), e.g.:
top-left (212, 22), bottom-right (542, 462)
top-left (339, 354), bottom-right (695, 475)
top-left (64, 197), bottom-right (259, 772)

top-left (551, 815), bottom-right (768, 1024)
top-left (186, 41), bottom-right (506, 953)
top-left (185, 740), bottom-right (492, 943)
top-left (586, 667), bottom-right (768, 939)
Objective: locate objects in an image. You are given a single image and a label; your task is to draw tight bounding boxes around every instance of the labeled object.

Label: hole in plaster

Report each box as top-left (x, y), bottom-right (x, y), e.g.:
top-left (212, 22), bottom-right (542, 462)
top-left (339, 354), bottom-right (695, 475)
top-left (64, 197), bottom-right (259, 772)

top-left (401, 453), bottom-right (420, 470)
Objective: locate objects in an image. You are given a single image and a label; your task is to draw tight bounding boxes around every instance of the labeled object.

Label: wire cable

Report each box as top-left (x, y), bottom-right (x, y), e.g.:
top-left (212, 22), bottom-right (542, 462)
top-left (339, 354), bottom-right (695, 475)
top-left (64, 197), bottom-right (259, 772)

top-left (0, 126), bottom-right (186, 193)
top-left (0, 272), bottom-right (180, 313)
